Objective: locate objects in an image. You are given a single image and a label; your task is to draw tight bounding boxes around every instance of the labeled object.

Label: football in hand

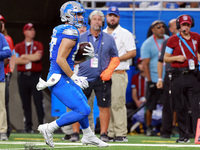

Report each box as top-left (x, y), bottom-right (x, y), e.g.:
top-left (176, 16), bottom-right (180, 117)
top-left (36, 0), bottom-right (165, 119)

top-left (75, 42), bottom-right (91, 61)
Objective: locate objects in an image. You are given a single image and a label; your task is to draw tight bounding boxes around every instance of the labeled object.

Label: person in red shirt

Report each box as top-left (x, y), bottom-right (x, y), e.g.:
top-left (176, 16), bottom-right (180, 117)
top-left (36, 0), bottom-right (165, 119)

top-left (0, 14), bottom-right (15, 138)
top-left (164, 14), bottom-right (200, 143)
top-left (131, 58), bottom-right (146, 108)
top-left (14, 23), bottom-right (44, 133)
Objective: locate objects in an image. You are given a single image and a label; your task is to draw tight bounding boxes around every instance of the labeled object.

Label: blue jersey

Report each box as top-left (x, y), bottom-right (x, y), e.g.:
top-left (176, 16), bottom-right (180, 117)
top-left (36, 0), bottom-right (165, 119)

top-left (47, 25), bottom-right (90, 129)
top-left (49, 24), bottom-right (79, 76)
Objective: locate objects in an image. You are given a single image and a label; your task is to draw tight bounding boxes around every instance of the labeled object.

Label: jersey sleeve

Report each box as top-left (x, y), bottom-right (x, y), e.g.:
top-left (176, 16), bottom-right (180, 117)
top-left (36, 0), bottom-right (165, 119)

top-left (62, 27), bottom-right (79, 40)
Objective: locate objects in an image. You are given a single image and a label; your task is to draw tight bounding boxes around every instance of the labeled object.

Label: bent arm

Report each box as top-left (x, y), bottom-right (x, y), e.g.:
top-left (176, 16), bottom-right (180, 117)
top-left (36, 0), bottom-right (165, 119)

top-left (119, 50), bottom-right (136, 61)
top-left (56, 38), bottom-right (76, 78)
top-left (14, 57), bottom-right (30, 65)
top-left (20, 51), bottom-right (43, 62)
top-left (164, 52), bottom-right (186, 63)
top-left (132, 88), bottom-right (141, 107)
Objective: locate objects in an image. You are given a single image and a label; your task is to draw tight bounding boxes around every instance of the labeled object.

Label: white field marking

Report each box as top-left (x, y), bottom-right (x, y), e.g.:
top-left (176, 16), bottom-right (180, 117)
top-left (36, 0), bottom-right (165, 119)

top-left (1, 141), bottom-right (200, 148)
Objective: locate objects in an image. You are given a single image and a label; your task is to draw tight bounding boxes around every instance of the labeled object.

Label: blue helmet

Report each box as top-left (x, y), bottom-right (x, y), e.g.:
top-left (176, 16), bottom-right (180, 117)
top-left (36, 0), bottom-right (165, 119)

top-left (60, 1), bottom-right (85, 28)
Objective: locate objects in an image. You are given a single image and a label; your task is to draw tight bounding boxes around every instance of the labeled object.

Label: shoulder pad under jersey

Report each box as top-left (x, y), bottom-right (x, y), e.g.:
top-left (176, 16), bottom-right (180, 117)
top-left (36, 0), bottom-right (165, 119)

top-left (62, 27), bottom-right (78, 37)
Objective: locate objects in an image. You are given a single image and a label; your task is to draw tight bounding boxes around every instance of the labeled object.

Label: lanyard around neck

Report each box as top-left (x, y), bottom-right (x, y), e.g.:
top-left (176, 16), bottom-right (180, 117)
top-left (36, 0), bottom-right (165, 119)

top-left (177, 33), bottom-right (197, 58)
top-left (87, 30), bottom-right (102, 52)
top-left (153, 34), bottom-right (165, 52)
top-left (25, 41), bottom-right (33, 54)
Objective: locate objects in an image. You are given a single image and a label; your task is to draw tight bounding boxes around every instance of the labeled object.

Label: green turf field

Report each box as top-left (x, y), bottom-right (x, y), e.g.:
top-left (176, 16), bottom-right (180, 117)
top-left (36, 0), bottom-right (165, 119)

top-left (0, 133), bottom-right (200, 150)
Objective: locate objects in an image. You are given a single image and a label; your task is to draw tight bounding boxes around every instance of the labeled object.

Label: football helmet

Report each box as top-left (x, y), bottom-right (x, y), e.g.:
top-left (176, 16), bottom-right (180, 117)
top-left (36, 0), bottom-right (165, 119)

top-left (60, 1), bottom-right (85, 28)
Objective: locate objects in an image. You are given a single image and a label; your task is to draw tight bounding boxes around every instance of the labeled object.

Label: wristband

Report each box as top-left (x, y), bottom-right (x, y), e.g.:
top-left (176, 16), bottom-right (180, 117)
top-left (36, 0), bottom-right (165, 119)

top-left (158, 78), bottom-right (162, 81)
top-left (70, 73), bottom-right (77, 81)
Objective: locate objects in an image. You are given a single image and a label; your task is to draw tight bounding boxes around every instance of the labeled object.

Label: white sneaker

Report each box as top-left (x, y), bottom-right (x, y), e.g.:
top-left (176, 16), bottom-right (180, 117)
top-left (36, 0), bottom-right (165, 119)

top-left (37, 123), bottom-right (54, 148)
top-left (81, 134), bottom-right (108, 147)
top-left (0, 133), bottom-right (8, 141)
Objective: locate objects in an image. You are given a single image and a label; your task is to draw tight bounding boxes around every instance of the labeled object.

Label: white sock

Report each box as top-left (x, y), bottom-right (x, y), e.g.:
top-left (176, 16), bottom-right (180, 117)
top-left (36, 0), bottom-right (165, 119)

top-left (48, 120), bottom-right (59, 133)
top-left (82, 126), bottom-right (94, 136)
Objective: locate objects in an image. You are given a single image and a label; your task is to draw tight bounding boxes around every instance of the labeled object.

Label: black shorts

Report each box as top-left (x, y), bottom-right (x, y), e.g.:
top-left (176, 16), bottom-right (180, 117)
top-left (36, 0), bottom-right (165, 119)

top-left (145, 83), bottom-right (163, 110)
top-left (83, 78), bottom-right (112, 107)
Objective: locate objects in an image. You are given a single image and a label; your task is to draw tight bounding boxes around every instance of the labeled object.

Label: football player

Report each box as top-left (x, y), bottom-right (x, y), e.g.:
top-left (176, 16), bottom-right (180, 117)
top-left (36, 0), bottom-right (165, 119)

top-left (36, 1), bottom-right (108, 148)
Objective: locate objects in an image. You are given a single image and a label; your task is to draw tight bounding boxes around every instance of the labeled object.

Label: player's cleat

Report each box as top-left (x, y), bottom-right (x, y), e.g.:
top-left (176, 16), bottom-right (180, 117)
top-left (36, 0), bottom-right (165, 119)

top-left (38, 123), bottom-right (54, 148)
top-left (81, 133), bottom-right (109, 147)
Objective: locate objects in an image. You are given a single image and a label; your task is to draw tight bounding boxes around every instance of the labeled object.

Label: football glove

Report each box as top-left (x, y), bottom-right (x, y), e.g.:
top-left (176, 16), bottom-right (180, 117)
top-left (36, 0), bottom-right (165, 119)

top-left (82, 42), bottom-right (95, 59)
top-left (70, 73), bottom-right (89, 89)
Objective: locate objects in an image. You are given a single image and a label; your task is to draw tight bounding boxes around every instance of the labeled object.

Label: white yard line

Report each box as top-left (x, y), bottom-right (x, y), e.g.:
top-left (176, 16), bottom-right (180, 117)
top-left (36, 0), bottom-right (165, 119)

top-left (0, 141), bottom-right (200, 148)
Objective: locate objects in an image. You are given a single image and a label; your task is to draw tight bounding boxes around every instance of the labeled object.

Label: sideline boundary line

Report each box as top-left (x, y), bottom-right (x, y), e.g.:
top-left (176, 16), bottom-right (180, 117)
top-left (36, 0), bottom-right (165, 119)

top-left (0, 141), bottom-right (200, 148)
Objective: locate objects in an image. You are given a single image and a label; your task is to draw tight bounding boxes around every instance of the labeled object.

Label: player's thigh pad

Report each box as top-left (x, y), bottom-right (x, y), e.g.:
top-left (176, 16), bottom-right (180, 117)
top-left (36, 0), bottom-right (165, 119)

top-left (50, 75), bottom-right (90, 115)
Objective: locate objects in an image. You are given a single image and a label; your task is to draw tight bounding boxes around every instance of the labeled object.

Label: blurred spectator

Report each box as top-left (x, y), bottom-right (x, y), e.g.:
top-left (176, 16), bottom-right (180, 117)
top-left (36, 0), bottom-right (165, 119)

top-left (129, 58), bottom-right (162, 135)
top-left (105, 2), bottom-right (133, 8)
top-left (14, 23), bottom-right (44, 133)
top-left (126, 58), bottom-right (146, 133)
top-left (190, 2), bottom-right (199, 8)
top-left (131, 58), bottom-right (146, 108)
top-left (138, 2), bottom-right (161, 8)
top-left (163, 2), bottom-right (199, 8)
top-left (0, 22), bottom-right (12, 140)
top-left (163, 2), bottom-right (186, 8)
top-left (0, 14), bottom-right (15, 138)
top-left (140, 20), bottom-right (169, 136)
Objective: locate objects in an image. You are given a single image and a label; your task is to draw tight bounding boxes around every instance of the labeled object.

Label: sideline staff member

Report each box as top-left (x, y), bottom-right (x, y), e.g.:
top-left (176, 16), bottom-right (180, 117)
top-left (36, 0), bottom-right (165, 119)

top-left (78, 10), bottom-right (120, 142)
top-left (15, 23), bottom-right (44, 133)
top-left (164, 14), bottom-right (200, 143)
top-left (104, 6), bottom-right (136, 142)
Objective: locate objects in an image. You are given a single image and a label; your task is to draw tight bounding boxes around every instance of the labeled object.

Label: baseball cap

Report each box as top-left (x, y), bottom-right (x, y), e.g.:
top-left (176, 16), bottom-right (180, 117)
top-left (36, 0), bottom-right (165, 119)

top-left (23, 23), bottom-right (34, 32)
top-left (150, 20), bottom-right (164, 28)
top-left (179, 15), bottom-right (192, 25)
top-left (0, 15), bottom-right (6, 23)
top-left (107, 6), bottom-right (120, 16)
